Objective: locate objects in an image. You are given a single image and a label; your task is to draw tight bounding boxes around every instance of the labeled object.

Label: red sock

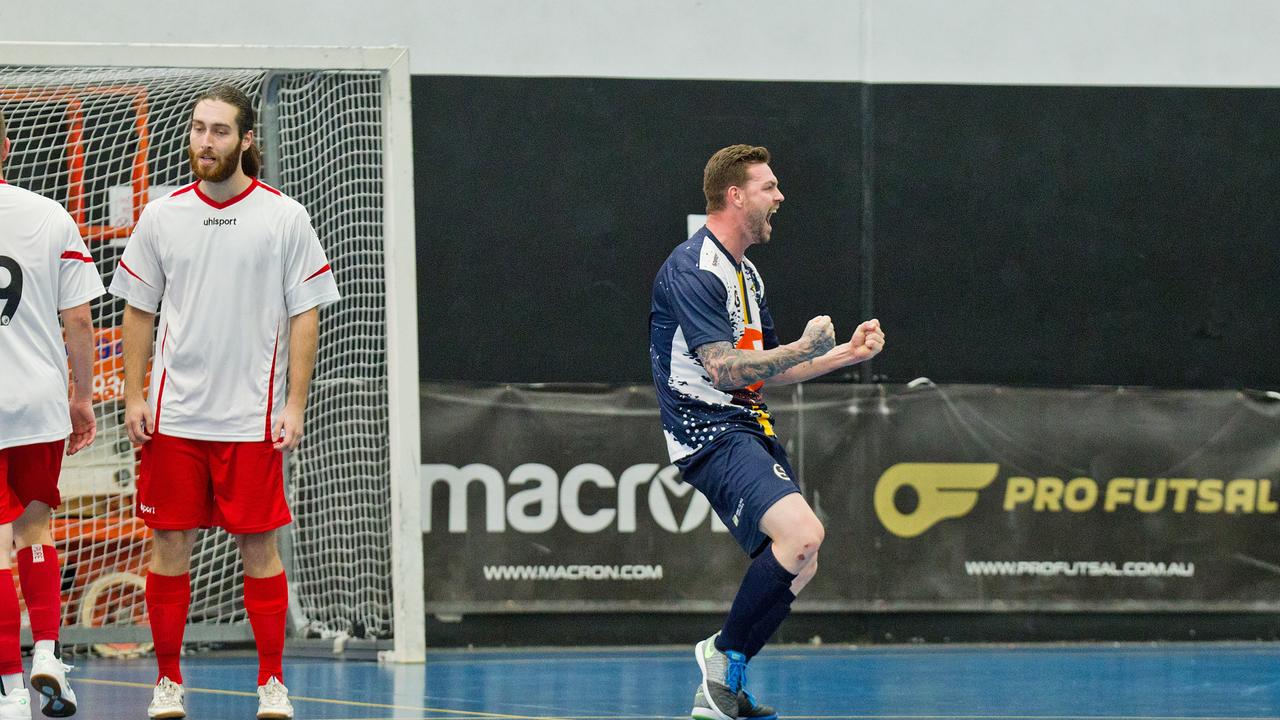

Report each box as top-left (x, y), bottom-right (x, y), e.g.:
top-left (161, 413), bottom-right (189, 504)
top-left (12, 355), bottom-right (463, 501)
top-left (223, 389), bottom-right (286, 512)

top-left (244, 572), bottom-right (288, 686)
top-left (0, 570), bottom-right (24, 676)
top-left (17, 545), bottom-right (63, 643)
top-left (146, 571), bottom-right (190, 684)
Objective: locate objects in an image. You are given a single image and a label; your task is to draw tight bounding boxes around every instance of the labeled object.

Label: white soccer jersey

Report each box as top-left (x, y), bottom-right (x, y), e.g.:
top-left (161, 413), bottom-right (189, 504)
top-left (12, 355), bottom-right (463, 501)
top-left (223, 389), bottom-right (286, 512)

top-left (108, 179), bottom-right (340, 441)
top-left (0, 180), bottom-right (106, 450)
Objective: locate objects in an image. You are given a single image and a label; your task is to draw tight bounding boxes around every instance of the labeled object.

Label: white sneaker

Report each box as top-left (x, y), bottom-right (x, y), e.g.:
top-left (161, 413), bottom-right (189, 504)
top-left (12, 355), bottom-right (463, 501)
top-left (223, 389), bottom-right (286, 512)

top-left (256, 677), bottom-right (293, 719)
top-left (29, 648), bottom-right (77, 718)
top-left (0, 688), bottom-right (32, 720)
top-left (147, 678), bottom-right (185, 719)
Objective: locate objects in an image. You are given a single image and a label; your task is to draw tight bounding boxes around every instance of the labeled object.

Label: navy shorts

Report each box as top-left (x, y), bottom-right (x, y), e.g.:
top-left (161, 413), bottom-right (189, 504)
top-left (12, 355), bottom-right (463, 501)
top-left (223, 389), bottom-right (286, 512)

top-left (676, 431), bottom-right (800, 557)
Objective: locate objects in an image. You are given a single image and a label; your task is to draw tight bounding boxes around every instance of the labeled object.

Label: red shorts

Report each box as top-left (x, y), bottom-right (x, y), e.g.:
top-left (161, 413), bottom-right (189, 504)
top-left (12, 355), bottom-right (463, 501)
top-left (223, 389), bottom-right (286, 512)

top-left (137, 433), bottom-right (291, 534)
top-left (0, 440), bottom-right (65, 524)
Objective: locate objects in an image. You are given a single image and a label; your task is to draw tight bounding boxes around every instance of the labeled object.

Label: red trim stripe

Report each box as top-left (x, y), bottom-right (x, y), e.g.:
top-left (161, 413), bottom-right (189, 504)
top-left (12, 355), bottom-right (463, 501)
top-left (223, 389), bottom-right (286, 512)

top-left (153, 327), bottom-right (169, 432)
top-left (153, 370), bottom-right (168, 433)
top-left (61, 251), bottom-right (94, 263)
top-left (171, 181), bottom-right (199, 197)
top-left (117, 260), bottom-right (155, 288)
top-left (193, 178), bottom-right (260, 210)
top-left (303, 264), bottom-right (331, 283)
top-left (265, 325), bottom-right (280, 441)
top-left (257, 180), bottom-right (282, 196)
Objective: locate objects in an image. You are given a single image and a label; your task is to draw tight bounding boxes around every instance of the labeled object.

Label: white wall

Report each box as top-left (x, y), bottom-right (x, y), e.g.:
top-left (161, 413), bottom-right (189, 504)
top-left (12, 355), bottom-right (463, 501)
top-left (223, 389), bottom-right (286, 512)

top-left (4, 0), bottom-right (1280, 86)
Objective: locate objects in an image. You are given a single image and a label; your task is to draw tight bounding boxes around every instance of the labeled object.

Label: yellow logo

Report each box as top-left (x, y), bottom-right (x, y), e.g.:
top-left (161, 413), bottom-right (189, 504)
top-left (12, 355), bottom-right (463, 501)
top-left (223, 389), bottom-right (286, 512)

top-left (874, 463), bottom-right (999, 538)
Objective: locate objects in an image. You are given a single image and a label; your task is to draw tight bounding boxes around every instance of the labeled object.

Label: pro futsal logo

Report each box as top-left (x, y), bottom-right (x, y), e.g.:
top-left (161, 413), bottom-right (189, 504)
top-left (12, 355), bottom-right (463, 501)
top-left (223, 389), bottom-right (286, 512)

top-left (873, 463), bottom-right (999, 538)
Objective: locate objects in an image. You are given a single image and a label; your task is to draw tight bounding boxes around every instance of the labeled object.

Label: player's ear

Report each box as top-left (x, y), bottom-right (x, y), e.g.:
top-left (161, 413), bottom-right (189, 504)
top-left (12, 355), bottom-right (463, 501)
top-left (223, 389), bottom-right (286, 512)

top-left (241, 130), bottom-right (254, 152)
top-left (1, 137), bottom-right (9, 165)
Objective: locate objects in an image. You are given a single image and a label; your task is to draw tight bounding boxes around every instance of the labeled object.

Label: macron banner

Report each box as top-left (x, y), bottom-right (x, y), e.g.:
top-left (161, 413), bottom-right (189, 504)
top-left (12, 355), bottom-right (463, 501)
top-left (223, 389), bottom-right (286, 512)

top-left (420, 382), bottom-right (1280, 613)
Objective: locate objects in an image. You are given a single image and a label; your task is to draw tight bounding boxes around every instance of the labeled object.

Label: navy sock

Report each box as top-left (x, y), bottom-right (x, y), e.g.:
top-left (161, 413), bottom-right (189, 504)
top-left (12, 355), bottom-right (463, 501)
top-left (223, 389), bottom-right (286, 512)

top-left (743, 588), bottom-right (795, 660)
top-left (716, 546), bottom-right (797, 654)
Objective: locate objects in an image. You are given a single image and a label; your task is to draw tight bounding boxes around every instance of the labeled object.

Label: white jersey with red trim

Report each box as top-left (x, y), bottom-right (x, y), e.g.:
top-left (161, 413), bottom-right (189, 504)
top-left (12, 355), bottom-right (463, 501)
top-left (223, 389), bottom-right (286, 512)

top-left (0, 180), bottom-right (106, 450)
top-left (108, 179), bottom-right (340, 441)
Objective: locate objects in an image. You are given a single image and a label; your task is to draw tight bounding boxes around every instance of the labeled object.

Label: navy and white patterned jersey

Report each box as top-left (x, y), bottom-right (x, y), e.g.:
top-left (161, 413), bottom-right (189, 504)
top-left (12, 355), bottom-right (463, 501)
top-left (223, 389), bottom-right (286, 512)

top-left (650, 226), bottom-right (780, 462)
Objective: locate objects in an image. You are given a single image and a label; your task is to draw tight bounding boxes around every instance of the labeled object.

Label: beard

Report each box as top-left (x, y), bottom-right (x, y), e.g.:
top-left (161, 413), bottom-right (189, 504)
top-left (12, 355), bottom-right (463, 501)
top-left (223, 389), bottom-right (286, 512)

top-left (747, 206), bottom-right (773, 245)
top-left (188, 145), bottom-right (241, 183)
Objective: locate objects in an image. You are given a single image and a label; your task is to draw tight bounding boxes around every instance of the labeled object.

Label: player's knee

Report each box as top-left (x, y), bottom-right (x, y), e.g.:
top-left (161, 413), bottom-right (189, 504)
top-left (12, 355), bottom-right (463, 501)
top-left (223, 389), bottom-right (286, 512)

top-left (12, 503), bottom-right (52, 548)
top-left (776, 520), bottom-right (824, 567)
top-left (790, 517), bottom-right (825, 554)
top-left (235, 531), bottom-right (282, 575)
top-left (151, 530), bottom-right (196, 573)
top-left (12, 522), bottom-right (41, 549)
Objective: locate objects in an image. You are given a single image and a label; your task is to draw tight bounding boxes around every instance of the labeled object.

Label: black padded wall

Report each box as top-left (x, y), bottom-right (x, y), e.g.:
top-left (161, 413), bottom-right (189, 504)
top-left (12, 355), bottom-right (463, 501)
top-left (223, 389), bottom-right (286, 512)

top-left (413, 77), bottom-right (1280, 389)
top-left (413, 76), bottom-right (862, 383)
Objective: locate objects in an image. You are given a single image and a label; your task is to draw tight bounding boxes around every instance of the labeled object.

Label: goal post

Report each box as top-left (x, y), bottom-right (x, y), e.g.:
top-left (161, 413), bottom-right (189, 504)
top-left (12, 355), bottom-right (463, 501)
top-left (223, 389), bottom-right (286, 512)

top-left (0, 43), bottom-right (425, 663)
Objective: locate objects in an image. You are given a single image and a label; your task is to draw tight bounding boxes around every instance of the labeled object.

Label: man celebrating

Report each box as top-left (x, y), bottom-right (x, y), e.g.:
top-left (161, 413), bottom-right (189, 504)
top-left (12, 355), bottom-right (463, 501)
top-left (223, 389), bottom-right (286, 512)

top-left (650, 145), bottom-right (885, 720)
top-left (0, 107), bottom-right (103, 719)
top-left (110, 86), bottom-right (339, 720)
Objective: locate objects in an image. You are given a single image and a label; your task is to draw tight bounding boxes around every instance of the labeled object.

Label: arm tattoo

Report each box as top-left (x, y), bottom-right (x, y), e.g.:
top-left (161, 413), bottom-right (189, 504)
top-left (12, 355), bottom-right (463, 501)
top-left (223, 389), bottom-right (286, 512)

top-left (696, 341), bottom-right (817, 391)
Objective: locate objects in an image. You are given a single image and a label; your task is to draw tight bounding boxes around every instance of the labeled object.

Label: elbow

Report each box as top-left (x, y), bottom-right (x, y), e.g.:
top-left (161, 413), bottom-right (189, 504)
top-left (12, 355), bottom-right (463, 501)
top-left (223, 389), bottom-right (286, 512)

top-left (62, 306), bottom-right (94, 333)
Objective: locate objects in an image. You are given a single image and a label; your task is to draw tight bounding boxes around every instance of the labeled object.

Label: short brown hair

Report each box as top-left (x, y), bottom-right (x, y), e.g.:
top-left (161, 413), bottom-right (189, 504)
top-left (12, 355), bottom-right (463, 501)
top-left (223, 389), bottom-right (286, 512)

top-left (703, 144), bottom-right (770, 213)
top-left (190, 84), bottom-right (263, 178)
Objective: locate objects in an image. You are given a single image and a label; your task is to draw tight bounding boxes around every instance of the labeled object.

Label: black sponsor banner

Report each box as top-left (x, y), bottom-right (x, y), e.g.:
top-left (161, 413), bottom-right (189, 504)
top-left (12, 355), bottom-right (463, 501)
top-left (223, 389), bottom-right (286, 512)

top-left (421, 382), bottom-right (1280, 612)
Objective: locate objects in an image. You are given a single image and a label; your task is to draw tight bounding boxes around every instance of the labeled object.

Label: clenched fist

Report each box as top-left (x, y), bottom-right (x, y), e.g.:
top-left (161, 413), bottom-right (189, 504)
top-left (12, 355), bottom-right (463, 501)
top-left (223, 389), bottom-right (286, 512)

top-left (800, 315), bottom-right (837, 358)
top-left (847, 318), bottom-right (885, 362)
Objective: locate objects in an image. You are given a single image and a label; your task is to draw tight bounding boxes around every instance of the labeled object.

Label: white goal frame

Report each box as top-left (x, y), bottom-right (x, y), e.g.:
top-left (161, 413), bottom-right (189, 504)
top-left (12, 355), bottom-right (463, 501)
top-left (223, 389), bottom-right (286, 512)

top-left (0, 42), bottom-right (425, 663)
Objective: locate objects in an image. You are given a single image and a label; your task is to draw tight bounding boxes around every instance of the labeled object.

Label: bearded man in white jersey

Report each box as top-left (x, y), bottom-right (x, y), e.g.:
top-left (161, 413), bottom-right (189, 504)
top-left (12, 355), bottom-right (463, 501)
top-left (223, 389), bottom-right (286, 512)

top-left (0, 108), bottom-right (104, 720)
top-left (110, 86), bottom-right (340, 720)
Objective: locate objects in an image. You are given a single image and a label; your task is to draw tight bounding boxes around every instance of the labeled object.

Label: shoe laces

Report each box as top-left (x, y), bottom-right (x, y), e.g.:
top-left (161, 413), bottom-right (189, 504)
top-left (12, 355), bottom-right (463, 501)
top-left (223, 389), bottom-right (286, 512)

top-left (260, 678), bottom-right (289, 704)
top-left (154, 678), bottom-right (182, 703)
top-left (724, 650), bottom-right (748, 693)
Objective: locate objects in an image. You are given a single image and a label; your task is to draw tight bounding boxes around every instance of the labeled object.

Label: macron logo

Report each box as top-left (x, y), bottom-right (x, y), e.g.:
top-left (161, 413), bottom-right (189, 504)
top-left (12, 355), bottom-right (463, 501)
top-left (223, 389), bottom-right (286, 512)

top-left (204, 217), bottom-right (237, 226)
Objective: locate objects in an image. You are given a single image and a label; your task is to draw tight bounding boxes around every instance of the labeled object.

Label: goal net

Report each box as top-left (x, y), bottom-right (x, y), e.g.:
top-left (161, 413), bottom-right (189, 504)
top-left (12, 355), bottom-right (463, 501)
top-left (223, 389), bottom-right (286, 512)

top-left (0, 45), bottom-right (422, 661)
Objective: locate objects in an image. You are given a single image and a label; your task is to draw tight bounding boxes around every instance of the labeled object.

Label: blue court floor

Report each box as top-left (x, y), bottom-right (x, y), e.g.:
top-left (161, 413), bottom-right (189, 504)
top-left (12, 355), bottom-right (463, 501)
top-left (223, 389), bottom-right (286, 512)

top-left (63, 642), bottom-right (1280, 719)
